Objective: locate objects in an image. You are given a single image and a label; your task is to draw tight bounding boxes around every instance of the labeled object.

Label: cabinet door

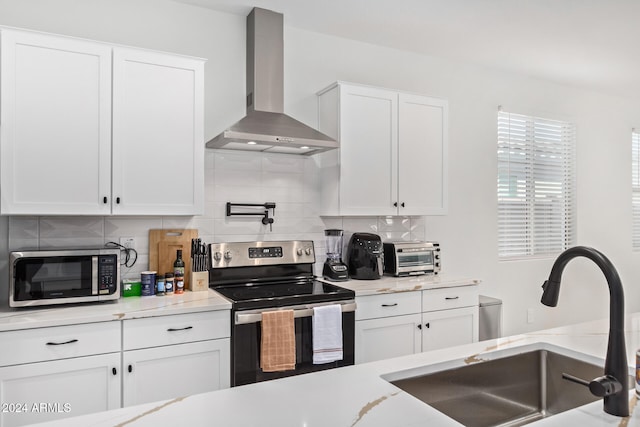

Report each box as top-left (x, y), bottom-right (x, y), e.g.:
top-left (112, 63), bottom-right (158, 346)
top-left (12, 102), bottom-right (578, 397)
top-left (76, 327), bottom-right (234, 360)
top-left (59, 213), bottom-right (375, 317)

top-left (112, 48), bottom-right (204, 215)
top-left (0, 29), bottom-right (112, 215)
top-left (0, 353), bottom-right (120, 427)
top-left (122, 339), bottom-right (230, 407)
top-left (421, 306), bottom-right (478, 352)
top-left (338, 85), bottom-right (398, 215)
top-left (355, 314), bottom-right (421, 364)
top-left (398, 93), bottom-right (448, 215)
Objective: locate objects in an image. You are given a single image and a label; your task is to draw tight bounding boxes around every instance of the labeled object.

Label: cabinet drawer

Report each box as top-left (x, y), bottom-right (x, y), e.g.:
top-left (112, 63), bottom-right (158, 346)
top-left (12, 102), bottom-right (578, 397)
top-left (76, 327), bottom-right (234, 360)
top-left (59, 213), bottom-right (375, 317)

top-left (123, 310), bottom-right (230, 351)
top-left (422, 285), bottom-right (478, 312)
top-left (356, 292), bottom-right (421, 321)
top-left (0, 321), bottom-right (120, 367)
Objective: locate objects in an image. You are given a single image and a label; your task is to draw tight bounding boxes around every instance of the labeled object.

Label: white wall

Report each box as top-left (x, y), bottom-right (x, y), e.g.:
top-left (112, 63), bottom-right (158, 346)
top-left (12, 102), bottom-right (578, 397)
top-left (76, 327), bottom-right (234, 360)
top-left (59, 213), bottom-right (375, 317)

top-left (1, 0), bottom-right (639, 336)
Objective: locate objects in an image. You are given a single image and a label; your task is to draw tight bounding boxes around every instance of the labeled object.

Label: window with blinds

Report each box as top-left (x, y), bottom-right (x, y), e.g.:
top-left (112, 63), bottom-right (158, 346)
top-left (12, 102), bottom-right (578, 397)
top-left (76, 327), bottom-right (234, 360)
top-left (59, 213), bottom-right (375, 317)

top-left (632, 132), bottom-right (640, 250)
top-left (497, 111), bottom-right (576, 259)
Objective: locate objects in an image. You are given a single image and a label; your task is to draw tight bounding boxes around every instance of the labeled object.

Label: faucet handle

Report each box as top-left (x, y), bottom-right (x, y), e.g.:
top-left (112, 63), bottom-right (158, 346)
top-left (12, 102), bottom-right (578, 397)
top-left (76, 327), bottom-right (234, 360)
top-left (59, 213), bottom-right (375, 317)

top-left (562, 373), bottom-right (623, 397)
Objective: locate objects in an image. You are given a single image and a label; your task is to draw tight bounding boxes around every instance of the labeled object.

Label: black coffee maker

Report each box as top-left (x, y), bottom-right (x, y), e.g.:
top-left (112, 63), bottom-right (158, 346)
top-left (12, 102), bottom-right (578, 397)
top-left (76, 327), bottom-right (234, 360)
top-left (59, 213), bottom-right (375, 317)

top-left (346, 232), bottom-right (383, 280)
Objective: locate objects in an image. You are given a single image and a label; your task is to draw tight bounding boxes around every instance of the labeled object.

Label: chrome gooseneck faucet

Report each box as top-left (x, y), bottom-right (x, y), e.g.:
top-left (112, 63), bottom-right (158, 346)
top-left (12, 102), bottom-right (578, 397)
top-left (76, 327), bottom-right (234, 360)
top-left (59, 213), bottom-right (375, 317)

top-left (541, 246), bottom-right (629, 417)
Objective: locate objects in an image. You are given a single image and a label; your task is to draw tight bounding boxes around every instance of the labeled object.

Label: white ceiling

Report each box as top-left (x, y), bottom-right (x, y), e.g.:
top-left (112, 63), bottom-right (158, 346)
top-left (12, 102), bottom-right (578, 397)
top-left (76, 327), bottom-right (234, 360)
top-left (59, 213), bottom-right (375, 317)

top-left (175, 0), bottom-right (640, 100)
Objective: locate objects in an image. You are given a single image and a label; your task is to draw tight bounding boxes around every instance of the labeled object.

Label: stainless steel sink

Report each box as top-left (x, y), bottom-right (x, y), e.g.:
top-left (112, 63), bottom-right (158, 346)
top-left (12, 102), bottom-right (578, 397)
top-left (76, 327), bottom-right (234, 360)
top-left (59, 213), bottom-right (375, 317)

top-left (386, 349), bottom-right (627, 427)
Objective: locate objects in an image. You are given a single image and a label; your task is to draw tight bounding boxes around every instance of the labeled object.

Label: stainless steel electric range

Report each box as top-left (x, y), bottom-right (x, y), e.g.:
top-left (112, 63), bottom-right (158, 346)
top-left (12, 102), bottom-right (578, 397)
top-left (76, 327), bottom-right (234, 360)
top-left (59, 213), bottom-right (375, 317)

top-left (209, 240), bottom-right (356, 387)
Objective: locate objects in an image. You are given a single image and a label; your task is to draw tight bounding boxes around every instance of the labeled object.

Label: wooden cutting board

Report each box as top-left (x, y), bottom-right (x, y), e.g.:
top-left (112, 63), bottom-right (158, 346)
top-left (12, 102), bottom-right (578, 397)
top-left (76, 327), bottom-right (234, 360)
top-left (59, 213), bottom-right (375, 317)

top-left (149, 229), bottom-right (198, 290)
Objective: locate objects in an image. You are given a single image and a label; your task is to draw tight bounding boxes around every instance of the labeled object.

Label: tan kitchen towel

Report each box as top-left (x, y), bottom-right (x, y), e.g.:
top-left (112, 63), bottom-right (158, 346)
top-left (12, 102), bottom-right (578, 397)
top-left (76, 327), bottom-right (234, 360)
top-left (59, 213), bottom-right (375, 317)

top-left (312, 304), bottom-right (343, 364)
top-left (260, 310), bottom-right (296, 372)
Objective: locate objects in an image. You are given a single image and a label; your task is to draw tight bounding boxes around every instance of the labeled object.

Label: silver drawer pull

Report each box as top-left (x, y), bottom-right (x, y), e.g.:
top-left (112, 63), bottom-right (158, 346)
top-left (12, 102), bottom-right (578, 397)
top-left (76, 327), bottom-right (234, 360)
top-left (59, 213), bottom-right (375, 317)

top-left (381, 303), bottom-right (398, 307)
top-left (445, 296), bottom-right (459, 300)
top-left (46, 339), bottom-right (78, 346)
top-left (167, 326), bottom-right (193, 332)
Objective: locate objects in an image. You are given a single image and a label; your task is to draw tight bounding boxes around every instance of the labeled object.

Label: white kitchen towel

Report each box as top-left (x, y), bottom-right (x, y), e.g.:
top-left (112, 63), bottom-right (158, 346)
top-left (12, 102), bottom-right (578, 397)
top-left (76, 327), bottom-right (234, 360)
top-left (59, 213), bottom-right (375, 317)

top-left (312, 304), bottom-right (343, 364)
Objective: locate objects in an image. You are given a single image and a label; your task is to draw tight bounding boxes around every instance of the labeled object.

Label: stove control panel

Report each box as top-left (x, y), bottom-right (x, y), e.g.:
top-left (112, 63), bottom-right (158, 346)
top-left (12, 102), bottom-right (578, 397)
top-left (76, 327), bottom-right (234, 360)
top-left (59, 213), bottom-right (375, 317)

top-left (249, 246), bottom-right (283, 258)
top-left (210, 240), bottom-right (315, 268)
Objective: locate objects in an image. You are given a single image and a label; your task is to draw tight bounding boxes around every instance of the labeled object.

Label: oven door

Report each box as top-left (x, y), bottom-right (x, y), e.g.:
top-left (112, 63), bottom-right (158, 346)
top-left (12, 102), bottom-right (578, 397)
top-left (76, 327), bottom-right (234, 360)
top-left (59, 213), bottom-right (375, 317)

top-left (231, 302), bottom-right (356, 387)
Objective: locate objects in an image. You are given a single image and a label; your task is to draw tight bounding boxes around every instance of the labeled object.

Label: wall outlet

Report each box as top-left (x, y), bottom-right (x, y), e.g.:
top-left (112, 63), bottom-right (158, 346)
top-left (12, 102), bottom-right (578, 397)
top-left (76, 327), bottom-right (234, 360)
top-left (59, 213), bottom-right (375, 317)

top-left (120, 237), bottom-right (135, 250)
top-left (527, 308), bottom-right (534, 324)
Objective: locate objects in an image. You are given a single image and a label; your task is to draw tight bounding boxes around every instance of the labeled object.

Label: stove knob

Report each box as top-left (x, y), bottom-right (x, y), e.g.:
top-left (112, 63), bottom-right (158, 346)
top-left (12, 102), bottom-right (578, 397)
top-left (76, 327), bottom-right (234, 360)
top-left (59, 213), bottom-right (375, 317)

top-left (224, 250), bottom-right (233, 260)
top-left (305, 247), bottom-right (312, 256)
top-left (213, 252), bottom-right (222, 262)
top-left (296, 248), bottom-right (303, 256)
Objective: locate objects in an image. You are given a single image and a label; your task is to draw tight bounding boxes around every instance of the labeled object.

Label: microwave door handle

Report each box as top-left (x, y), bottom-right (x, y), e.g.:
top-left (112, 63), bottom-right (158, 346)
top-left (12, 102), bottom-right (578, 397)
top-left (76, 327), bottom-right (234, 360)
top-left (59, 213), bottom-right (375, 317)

top-left (92, 256), bottom-right (98, 295)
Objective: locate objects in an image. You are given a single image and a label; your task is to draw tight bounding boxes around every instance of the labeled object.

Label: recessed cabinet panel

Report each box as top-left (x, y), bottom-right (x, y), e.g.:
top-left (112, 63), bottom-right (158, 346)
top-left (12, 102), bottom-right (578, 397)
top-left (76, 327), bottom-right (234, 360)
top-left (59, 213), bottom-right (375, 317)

top-left (422, 306), bottom-right (479, 352)
top-left (398, 94), bottom-right (448, 215)
top-left (112, 48), bottom-right (204, 215)
top-left (0, 30), bottom-right (111, 215)
top-left (122, 339), bottom-right (230, 407)
top-left (355, 314), bottom-right (421, 364)
top-left (339, 86), bottom-right (398, 215)
top-left (0, 353), bottom-right (120, 427)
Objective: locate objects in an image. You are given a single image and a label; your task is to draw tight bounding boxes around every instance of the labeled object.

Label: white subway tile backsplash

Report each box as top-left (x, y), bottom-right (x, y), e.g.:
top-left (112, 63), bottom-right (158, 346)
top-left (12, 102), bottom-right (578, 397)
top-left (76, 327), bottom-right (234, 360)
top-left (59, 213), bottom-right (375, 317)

top-left (8, 238), bottom-right (39, 251)
top-left (262, 154), bottom-right (305, 174)
top-left (8, 217), bottom-right (38, 239)
top-left (214, 150), bottom-right (262, 171)
top-left (40, 237), bottom-right (105, 249)
top-left (40, 217), bottom-right (103, 238)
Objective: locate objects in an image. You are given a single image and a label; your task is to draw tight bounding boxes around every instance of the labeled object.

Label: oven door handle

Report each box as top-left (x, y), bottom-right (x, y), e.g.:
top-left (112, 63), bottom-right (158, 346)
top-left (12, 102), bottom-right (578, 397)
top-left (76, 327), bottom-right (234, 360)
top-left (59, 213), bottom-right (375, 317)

top-left (235, 302), bottom-right (357, 325)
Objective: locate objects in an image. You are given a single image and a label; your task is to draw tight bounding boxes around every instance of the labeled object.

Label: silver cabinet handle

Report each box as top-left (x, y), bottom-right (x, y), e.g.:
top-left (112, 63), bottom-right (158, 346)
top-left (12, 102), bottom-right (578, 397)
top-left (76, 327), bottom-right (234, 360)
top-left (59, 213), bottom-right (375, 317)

top-left (381, 303), bottom-right (398, 307)
top-left (167, 326), bottom-right (193, 332)
top-left (46, 339), bottom-right (78, 346)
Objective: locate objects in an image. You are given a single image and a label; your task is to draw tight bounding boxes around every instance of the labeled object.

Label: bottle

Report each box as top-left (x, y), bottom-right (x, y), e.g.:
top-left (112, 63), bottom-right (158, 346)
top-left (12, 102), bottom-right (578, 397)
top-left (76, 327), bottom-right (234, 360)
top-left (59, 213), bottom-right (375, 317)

top-left (165, 272), bottom-right (174, 294)
top-left (174, 249), bottom-right (185, 294)
top-left (156, 273), bottom-right (165, 296)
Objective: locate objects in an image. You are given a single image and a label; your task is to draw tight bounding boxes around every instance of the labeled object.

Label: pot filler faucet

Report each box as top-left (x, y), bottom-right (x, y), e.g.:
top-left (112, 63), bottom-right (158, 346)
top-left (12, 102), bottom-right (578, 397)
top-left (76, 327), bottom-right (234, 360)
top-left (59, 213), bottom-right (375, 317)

top-left (541, 246), bottom-right (629, 417)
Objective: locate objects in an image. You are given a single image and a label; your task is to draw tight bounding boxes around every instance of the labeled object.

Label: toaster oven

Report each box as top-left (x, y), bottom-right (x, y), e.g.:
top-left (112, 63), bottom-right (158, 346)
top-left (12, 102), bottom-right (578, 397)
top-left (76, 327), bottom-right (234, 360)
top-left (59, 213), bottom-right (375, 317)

top-left (383, 241), bottom-right (440, 277)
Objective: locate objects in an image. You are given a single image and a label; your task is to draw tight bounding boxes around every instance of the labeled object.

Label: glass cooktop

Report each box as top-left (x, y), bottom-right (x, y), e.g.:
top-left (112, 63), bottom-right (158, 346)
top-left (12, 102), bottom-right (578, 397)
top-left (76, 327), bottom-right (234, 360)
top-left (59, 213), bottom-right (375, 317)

top-left (212, 279), bottom-right (354, 310)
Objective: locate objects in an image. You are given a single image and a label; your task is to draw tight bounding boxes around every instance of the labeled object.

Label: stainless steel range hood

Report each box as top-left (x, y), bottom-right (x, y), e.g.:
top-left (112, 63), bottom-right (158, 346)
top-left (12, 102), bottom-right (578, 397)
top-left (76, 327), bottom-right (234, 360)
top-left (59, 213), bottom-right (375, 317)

top-left (206, 7), bottom-right (337, 155)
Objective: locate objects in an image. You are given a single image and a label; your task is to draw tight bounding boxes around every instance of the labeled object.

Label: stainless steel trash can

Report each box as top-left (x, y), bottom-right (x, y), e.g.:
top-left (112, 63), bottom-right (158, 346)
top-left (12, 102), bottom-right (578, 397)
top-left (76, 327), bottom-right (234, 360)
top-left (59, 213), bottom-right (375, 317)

top-left (479, 295), bottom-right (502, 341)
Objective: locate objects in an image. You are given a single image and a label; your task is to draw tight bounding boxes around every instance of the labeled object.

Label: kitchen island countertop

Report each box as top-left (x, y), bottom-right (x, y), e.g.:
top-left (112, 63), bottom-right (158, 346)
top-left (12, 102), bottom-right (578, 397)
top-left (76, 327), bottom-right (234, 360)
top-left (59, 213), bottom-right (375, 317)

top-left (25, 310), bottom-right (640, 426)
top-left (0, 289), bottom-right (231, 332)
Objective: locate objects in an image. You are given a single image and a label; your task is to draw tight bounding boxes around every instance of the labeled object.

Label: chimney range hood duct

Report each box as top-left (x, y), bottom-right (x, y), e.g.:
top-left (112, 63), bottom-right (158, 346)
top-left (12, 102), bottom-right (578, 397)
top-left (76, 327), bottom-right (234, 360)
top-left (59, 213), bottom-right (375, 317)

top-left (206, 7), bottom-right (337, 155)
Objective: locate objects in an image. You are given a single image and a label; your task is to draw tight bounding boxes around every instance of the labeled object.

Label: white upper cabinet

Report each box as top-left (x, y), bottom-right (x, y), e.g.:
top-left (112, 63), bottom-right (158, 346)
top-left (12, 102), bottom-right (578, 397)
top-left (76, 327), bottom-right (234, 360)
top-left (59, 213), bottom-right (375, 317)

top-left (317, 82), bottom-right (448, 216)
top-left (0, 30), bottom-right (113, 215)
top-left (112, 48), bottom-right (204, 215)
top-left (0, 28), bottom-right (205, 216)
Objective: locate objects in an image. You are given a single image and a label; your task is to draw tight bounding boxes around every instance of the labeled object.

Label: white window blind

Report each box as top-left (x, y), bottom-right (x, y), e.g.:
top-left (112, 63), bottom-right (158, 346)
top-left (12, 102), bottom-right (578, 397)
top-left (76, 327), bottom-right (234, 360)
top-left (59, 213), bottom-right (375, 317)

top-left (497, 111), bottom-right (576, 259)
top-left (632, 132), bottom-right (640, 250)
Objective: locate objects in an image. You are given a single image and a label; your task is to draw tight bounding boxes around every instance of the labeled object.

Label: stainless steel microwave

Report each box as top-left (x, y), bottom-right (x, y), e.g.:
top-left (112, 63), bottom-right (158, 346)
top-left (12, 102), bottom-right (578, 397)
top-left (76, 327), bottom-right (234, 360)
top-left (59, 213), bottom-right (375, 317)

top-left (382, 241), bottom-right (441, 277)
top-left (9, 249), bottom-right (120, 307)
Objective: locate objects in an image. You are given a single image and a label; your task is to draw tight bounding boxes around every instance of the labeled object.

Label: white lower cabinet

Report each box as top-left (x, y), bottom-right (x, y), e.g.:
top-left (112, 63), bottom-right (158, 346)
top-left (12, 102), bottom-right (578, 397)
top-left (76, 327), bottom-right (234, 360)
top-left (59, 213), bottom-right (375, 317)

top-left (355, 285), bottom-right (479, 364)
top-left (421, 306), bottom-right (479, 352)
top-left (121, 310), bottom-right (231, 407)
top-left (122, 339), bottom-right (230, 407)
top-left (0, 309), bottom-right (231, 426)
top-left (0, 354), bottom-right (121, 427)
top-left (0, 322), bottom-right (122, 427)
top-left (355, 314), bottom-right (421, 364)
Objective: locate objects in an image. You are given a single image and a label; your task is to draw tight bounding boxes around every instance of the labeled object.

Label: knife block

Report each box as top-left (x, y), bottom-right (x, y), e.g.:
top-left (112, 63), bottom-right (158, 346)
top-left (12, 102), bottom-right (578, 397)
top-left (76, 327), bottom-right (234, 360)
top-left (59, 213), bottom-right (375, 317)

top-left (189, 271), bottom-right (209, 292)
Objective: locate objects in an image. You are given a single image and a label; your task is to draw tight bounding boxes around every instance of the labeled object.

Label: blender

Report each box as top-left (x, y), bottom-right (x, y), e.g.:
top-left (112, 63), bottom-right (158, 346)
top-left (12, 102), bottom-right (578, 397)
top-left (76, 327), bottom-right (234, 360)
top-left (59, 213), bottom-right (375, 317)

top-left (322, 229), bottom-right (349, 281)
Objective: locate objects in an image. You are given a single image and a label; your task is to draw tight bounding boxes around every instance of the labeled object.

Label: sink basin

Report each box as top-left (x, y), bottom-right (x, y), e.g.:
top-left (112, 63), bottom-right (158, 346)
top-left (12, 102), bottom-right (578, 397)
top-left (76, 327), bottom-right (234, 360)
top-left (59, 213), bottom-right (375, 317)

top-left (385, 347), bottom-right (629, 427)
